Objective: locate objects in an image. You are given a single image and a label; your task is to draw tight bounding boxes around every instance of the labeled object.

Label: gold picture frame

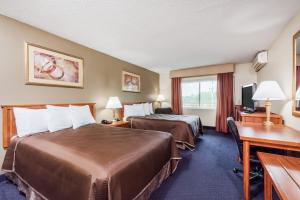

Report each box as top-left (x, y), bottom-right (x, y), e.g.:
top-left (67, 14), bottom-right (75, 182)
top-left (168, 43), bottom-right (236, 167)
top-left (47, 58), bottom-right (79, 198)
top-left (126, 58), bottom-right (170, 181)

top-left (292, 30), bottom-right (300, 117)
top-left (122, 71), bottom-right (141, 92)
top-left (25, 43), bottom-right (84, 88)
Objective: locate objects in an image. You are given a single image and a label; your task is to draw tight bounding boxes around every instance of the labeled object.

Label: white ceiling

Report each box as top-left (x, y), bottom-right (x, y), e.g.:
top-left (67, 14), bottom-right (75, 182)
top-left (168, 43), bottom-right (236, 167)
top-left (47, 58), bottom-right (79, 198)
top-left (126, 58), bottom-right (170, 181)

top-left (1, 0), bottom-right (300, 73)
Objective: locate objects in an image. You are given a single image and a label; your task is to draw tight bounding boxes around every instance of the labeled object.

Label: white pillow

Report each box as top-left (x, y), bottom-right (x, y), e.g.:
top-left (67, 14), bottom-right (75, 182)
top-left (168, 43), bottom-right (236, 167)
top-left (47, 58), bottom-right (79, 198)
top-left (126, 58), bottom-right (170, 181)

top-left (13, 108), bottom-right (48, 137)
top-left (149, 103), bottom-right (154, 114)
top-left (124, 105), bottom-right (136, 120)
top-left (69, 105), bottom-right (96, 129)
top-left (133, 104), bottom-right (146, 116)
top-left (46, 105), bottom-right (72, 132)
top-left (143, 103), bottom-right (151, 115)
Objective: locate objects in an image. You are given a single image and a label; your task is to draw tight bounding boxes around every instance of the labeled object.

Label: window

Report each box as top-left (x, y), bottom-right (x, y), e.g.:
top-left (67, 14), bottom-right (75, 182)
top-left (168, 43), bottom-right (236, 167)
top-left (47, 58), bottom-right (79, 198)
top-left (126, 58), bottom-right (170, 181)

top-left (182, 76), bottom-right (217, 109)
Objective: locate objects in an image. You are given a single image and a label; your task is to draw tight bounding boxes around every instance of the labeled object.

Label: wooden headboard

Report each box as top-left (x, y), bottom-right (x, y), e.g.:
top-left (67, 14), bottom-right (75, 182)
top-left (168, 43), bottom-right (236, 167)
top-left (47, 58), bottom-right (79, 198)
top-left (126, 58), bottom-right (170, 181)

top-left (1, 103), bottom-right (96, 149)
top-left (120, 102), bottom-right (152, 119)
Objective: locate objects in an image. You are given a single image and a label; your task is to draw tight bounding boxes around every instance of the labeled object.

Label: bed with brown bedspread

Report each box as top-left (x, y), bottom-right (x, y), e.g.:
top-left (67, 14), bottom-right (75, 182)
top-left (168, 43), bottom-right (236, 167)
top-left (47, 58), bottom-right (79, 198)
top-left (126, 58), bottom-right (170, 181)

top-left (127, 114), bottom-right (203, 150)
top-left (2, 124), bottom-right (180, 200)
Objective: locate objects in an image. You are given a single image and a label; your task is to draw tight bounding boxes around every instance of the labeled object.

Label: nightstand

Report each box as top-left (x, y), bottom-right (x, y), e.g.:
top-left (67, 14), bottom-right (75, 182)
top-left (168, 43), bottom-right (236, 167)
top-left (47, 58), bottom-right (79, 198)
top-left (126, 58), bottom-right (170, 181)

top-left (102, 121), bottom-right (130, 128)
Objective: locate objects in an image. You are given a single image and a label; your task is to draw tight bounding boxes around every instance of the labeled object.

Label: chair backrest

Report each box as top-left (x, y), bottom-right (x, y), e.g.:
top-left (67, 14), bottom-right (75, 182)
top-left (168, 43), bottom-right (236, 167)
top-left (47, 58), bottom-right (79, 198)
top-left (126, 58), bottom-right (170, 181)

top-left (227, 117), bottom-right (243, 160)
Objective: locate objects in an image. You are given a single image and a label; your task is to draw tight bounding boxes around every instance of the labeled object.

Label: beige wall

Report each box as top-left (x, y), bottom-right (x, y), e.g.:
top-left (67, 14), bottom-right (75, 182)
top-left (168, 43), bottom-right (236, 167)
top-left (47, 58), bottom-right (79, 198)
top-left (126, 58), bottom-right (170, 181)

top-left (257, 10), bottom-right (300, 130)
top-left (159, 63), bottom-right (257, 127)
top-left (183, 108), bottom-right (216, 127)
top-left (0, 15), bottom-right (159, 164)
top-left (159, 73), bottom-right (172, 108)
top-left (234, 63), bottom-right (257, 105)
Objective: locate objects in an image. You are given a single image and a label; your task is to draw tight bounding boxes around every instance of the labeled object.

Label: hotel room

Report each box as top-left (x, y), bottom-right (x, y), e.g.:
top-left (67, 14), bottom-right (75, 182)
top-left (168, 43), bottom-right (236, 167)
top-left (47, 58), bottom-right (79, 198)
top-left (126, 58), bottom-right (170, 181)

top-left (0, 1), bottom-right (300, 200)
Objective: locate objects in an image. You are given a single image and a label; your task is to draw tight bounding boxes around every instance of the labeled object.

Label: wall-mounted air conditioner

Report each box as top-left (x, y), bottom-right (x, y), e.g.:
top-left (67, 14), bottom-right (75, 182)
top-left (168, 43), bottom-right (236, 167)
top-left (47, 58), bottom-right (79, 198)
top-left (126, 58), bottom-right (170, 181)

top-left (253, 51), bottom-right (268, 72)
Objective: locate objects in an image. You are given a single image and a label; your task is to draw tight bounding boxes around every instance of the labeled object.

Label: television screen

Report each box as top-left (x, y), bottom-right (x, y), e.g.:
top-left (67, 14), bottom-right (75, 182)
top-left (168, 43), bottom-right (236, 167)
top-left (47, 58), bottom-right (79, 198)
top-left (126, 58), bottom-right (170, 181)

top-left (242, 84), bottom-right (256, 111)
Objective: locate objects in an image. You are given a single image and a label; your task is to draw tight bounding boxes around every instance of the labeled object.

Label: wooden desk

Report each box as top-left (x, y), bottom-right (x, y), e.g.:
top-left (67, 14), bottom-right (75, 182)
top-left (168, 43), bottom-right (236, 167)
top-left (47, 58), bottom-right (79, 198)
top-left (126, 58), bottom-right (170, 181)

top-left (240, 112), bottom-right (283, 125)
top-left (236, 122), bottom-right (300, 200)
top-left (257, 152), bottom-right (300, 200)
top-left (234, 105), bottom-right (243, 121)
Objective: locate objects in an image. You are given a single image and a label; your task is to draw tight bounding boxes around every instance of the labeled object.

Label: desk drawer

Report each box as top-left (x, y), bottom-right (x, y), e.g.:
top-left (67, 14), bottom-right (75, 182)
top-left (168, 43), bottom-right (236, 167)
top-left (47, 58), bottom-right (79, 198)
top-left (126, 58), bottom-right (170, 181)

top-left (242, 116), bottom-right (282, 125)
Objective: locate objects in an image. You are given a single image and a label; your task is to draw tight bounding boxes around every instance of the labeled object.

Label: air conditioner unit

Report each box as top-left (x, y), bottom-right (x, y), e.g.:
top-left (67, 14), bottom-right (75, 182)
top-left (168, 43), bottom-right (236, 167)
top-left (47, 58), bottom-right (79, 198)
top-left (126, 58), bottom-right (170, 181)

top-left (252, 51), bottom-right (268, 72)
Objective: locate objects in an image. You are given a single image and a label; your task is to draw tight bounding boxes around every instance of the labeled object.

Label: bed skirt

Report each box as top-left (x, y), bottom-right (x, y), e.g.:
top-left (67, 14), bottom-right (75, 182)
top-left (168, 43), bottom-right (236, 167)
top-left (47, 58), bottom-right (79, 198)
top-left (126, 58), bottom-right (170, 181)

top-left (5, 160), bottom-right (177, 200)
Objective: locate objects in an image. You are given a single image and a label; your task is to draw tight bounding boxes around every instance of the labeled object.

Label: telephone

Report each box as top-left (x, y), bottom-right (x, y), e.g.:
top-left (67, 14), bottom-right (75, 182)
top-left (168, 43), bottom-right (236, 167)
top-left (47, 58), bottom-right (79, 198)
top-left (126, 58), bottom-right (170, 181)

top-left (101, 120), bottom-right (112, 124)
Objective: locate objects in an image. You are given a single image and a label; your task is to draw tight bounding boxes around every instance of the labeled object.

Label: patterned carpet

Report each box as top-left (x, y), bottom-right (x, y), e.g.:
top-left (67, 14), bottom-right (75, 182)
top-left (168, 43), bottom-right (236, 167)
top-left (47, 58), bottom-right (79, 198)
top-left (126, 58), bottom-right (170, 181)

top-left (0, 129), bottom-right (277, 200)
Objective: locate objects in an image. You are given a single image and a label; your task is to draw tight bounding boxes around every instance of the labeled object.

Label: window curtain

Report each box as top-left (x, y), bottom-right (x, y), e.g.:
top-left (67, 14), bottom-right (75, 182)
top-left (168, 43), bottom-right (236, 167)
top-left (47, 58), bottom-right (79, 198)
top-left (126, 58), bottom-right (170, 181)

top-left (171, 77), bottom-right (183, 115)
top-left (216, 72), bottom-right (233, 133)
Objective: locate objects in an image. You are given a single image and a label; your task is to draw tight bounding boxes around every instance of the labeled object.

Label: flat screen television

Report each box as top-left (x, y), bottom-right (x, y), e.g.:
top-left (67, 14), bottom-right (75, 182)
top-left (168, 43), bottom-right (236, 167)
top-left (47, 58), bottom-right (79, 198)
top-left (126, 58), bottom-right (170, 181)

top-left (242, 83), bottom-right (257, 112)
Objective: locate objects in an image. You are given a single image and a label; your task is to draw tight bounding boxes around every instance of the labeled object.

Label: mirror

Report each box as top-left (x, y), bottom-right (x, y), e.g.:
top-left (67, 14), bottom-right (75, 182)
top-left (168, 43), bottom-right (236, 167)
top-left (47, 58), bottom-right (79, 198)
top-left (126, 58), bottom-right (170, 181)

top-left (293, 31), bottom-right (300, 116)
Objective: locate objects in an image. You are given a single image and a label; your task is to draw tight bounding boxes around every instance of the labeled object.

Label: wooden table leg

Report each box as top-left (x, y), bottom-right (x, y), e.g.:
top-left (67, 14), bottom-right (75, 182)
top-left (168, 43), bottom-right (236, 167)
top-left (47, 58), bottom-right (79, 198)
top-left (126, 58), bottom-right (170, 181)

top-left (243, 141), bottom-right (250, 200)
top-left (264, 170), bottom-right (272, 200)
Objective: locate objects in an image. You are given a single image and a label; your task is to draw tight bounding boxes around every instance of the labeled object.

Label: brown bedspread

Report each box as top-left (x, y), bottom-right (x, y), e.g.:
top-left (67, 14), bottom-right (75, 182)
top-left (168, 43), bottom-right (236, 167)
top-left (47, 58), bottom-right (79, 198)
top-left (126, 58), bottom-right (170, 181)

top-left (127, 114), bottom-right (203, 149)
top-left (2, 124), bottom-right (180, 200)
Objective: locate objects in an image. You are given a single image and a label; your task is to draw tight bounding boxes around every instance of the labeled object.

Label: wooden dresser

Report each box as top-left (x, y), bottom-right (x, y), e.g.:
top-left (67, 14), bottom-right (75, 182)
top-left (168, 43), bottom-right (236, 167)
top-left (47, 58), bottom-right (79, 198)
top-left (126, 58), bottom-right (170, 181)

top-left (240, 112), bottom-right (283, 125)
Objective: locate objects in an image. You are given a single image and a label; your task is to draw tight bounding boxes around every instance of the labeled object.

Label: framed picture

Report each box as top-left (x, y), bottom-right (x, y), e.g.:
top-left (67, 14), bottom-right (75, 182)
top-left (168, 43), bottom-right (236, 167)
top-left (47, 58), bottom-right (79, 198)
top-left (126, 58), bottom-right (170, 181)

top-left (25, 43), bottom-right (84, 88)
top-left (122, 71), bottom-right (141, 92)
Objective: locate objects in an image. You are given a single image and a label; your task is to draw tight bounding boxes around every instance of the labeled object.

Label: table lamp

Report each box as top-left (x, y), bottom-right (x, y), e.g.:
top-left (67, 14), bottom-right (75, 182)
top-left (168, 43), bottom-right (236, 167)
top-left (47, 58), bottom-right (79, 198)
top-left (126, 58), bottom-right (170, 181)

top-left (156, 94), bottom-right (166, 108)
top-left (106, 96), bottom-right (122, 121)
top-left (252, 81), bottom-right (286, 126)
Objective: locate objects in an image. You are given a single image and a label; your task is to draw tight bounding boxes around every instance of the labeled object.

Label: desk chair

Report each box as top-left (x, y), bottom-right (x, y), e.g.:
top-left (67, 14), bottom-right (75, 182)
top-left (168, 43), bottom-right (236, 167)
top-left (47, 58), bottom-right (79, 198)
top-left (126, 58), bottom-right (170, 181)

top-left (227, 117), bottom-right (263, 181)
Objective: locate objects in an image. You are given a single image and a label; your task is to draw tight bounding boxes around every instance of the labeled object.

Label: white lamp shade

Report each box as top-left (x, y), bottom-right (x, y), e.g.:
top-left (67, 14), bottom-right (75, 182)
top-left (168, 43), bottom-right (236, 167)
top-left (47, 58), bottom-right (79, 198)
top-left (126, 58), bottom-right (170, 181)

top-left (252, 81), bottom-right (286, 101)
top-left (296, 87), bottom-right (300, 100)
top-left (156, 94), bottom-right (166, 102)
top-left (106, 96), bottom-right (122, 109)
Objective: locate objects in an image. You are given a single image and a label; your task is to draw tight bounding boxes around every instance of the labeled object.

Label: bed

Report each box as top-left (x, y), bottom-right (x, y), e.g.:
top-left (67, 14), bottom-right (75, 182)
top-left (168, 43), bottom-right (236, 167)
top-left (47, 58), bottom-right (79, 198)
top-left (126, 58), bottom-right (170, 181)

top-left (122, 103), bottom-right (203, 150)
top-left (1, 103), bottom-right (180, 200)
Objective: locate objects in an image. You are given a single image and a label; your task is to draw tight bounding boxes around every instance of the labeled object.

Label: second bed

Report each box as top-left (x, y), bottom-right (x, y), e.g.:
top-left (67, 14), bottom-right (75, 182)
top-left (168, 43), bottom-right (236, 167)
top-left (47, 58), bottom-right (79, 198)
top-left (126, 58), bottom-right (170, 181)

top-left (123, 103), bottom-right (203, 150)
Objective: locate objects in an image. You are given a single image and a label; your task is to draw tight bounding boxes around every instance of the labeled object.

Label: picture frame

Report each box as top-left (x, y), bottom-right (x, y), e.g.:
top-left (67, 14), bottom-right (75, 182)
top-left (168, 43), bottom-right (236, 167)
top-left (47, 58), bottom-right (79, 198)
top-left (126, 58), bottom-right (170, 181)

top-left (25, 43), bottom-right (84, 88)
top-left (122, 71), bottom-right (141, 92)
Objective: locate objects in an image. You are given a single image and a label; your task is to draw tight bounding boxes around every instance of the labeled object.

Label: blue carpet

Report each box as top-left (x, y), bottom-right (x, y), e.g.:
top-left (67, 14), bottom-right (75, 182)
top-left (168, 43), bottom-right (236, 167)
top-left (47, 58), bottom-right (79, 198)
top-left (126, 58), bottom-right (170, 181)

top-left (150, 129), bottom-right (268, 200)
top-left (0, 176), bottom-right (25, 200)
top-left (0, 129), bottom-right (276, 200)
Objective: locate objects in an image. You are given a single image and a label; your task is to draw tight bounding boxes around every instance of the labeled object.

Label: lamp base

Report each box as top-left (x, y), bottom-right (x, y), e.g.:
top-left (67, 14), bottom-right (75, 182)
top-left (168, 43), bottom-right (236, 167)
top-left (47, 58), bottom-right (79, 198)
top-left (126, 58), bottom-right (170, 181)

top-left (158, 101), bottom-right (162, 108)
top-left (263, 121), bottom-right (273, 126)
top-left (112, 109), bottom-right (120, 122)
top-left (264, 100), bottom-right (273, 127)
